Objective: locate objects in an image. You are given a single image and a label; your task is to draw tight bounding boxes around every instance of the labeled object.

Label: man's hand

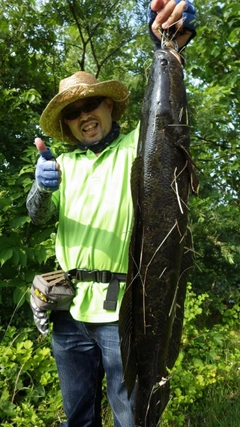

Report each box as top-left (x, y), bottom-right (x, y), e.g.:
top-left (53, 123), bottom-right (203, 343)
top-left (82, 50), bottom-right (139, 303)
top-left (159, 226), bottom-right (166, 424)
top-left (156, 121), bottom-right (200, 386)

top-left (35, 137), bottom-right (61, 192)
top-left (149, 0), bottom-right (196, 50)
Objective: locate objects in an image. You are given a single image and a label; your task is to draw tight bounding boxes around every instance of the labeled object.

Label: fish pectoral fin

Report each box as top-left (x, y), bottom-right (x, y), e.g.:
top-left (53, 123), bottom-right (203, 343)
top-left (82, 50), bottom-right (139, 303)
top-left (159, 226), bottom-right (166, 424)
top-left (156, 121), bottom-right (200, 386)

top-left (121, 335), bottom-right (137, 398)
top-left (119, 281), bottom-right (138, 398)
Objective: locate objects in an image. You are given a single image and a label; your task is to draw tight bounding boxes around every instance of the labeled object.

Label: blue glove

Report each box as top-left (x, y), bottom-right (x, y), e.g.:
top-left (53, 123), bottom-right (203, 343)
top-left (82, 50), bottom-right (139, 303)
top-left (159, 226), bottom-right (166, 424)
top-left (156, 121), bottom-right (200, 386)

top-left (148, 0), bottom-right (197, 50)
top-left (35, 148), bottom-right (60, 192)
top-left (30, 294), bottom-right (49, 335)
top-left (176, 0), bottom-right (196, 32)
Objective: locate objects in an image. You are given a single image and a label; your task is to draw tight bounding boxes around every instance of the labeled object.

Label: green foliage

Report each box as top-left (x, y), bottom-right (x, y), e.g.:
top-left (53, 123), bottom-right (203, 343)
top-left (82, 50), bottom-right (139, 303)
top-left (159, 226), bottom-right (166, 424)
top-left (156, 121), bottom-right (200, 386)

top-left (159, 285), bottom-right (240, 426)
top-left (185, 0), bottom-right (240, 295)
top-left (0, 326), bottom-right (63, 426)
top-left (0, 144), bottom-right (57, 323)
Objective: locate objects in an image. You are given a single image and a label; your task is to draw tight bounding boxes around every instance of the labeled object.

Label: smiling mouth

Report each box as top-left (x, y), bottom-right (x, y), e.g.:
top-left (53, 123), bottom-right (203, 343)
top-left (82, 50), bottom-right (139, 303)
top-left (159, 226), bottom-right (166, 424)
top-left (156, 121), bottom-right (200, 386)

top-left (82, 122), bottom-right (98, 133)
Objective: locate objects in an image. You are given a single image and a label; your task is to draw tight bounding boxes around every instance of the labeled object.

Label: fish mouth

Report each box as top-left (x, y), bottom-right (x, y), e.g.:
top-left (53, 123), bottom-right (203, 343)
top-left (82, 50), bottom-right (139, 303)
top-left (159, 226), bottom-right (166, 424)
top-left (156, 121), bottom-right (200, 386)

top-left (165, 46), bottom-right (182, 64)
top-left (170, 49), bottom-right (181, 64)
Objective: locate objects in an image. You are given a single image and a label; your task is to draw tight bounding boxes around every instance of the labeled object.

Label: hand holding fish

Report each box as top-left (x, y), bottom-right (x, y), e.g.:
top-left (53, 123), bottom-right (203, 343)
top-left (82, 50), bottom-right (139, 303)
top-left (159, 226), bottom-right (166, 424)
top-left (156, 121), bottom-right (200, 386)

top-left (149, 0), bottom-right (196, 50)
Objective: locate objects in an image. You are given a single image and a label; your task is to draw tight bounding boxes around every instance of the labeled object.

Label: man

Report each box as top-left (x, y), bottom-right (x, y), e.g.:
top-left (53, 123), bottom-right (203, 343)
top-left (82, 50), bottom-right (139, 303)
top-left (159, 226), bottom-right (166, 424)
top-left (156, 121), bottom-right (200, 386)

top-left (27, 1), bottom-right (197, 426)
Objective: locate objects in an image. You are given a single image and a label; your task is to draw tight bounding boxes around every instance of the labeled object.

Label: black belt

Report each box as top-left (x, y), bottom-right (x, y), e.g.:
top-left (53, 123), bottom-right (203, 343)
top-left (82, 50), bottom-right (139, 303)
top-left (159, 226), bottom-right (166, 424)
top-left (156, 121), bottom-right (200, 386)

top-left (65, 268), bottom-right (127, 311)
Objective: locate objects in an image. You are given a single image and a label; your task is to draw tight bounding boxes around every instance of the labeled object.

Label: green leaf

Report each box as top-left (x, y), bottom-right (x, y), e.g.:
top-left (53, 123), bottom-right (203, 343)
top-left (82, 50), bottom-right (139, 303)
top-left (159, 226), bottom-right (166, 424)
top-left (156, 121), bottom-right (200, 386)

top-left (0, 248), bottom-right (13, 266)
top-left (192, 358), bottom-right (204, 368)
top-left (10, 216), bottom-right (29, 229)
top-left (11, 248), bottom-right (20, 266)
top-left (19, 249), bottom-right (28, 267)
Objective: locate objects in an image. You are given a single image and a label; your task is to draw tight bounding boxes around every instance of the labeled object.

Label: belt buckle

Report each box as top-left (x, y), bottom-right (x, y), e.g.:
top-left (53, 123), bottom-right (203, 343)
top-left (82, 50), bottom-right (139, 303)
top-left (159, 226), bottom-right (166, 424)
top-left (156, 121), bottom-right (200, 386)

top-left (99, 270), bottom-right (112, 283)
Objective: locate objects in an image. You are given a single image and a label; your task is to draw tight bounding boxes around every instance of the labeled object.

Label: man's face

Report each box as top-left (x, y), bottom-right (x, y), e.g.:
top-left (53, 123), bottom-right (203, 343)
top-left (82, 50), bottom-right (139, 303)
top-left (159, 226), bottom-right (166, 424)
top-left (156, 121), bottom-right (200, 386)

top-left (63, 97), bottom-right (113, 145)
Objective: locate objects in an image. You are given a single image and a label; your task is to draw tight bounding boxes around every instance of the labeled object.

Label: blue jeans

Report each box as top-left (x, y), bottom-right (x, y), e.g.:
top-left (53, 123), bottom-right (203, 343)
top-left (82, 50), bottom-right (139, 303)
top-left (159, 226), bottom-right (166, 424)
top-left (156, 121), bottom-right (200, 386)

top-left (51, 311), bottom-right (134, 427)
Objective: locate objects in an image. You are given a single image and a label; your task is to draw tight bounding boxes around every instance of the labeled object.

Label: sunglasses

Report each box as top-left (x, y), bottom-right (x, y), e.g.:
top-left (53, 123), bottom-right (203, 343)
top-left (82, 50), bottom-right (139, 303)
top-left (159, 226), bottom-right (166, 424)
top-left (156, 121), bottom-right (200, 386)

top-left (62, 97), bottom-right (106, 121)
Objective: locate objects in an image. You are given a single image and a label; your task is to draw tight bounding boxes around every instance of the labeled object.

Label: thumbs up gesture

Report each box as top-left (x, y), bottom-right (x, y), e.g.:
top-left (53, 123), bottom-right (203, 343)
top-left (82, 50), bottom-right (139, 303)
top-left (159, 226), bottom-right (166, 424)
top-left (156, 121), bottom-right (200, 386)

top-left (35, 138), bottom-right (61, 192)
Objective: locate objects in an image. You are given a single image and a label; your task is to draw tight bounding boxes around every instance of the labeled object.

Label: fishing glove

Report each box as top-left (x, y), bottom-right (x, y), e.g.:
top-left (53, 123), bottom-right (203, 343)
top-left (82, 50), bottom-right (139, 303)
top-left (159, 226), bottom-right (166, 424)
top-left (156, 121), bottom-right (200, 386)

top-left (148, 0), bottom-right (197, 50)
top-left (35, 148), bottom-right (59, 192)
top-left (30, 294), bottom-right (49, 335)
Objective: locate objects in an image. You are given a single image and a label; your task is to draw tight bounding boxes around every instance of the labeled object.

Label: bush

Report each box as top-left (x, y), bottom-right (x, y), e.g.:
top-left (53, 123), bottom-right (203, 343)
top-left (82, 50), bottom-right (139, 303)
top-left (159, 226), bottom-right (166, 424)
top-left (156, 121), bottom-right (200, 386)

top-left (0, 326), bottom-right (63, 427)
top-left (160, 284), bottom-right (240, 426)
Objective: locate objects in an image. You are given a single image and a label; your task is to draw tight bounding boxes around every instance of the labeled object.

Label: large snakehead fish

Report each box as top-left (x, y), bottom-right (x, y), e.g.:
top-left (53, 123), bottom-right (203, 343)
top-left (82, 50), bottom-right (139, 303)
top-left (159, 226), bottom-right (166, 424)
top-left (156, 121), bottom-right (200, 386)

top-left (119, 47), bottom-right (198, 427)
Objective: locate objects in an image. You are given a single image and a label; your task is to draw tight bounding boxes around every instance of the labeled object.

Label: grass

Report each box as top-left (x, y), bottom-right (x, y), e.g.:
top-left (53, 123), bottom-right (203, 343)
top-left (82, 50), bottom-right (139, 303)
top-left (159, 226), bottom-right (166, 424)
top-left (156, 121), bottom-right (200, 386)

top-left (189, 331), bottom-right (240, 427)
top-left (184, 332), bottom-right (240, 427)
top-left (184, 381), bottom-right (240, 427)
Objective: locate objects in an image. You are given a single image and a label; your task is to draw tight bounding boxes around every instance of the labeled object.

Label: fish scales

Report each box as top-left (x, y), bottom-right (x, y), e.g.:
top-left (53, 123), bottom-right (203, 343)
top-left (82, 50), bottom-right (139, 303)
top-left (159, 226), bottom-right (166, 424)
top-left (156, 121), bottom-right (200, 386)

top-left (119, 48), bottom-right (193, 427)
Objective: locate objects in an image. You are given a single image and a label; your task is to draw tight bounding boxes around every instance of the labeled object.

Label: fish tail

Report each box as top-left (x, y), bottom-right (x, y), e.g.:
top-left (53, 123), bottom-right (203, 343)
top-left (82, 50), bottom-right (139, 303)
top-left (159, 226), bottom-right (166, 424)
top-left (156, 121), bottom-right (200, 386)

top-left (134, 378), bottom-right (170, 426)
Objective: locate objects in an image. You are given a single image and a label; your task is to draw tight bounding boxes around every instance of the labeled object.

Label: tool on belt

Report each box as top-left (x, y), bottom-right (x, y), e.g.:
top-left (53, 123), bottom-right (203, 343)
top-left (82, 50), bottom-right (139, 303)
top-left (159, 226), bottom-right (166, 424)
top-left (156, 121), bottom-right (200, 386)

top-left (31, 268), bottom-right (127, 311)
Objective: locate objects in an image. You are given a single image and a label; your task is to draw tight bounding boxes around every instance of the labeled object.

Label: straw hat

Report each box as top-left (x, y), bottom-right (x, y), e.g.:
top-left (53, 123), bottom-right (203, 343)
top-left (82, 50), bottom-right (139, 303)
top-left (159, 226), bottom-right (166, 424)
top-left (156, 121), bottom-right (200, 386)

top-left (40, 71), bottom-right (130, 145)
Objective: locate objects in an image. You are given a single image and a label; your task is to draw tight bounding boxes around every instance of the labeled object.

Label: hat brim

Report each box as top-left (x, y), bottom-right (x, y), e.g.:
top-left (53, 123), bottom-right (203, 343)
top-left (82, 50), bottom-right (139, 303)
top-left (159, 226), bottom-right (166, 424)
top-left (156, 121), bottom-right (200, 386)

top-left (40, 80), bottom-right (130, 145)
